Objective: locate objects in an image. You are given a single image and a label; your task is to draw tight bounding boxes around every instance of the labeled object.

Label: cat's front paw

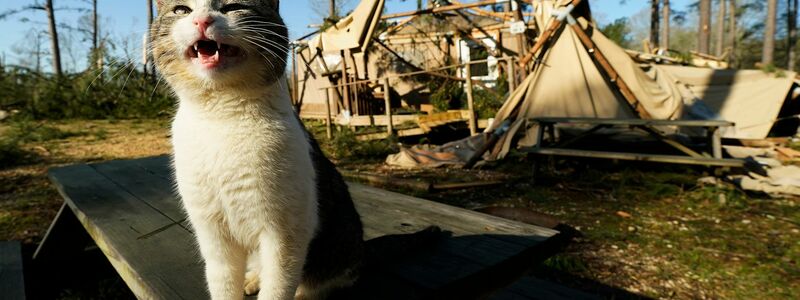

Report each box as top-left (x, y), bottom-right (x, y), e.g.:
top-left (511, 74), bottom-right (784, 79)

top-left (244, 271), bottom-right (260, 295)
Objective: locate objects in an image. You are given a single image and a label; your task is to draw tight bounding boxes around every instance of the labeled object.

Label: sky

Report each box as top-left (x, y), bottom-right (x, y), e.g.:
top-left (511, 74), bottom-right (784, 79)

top-left (0, 0), bottom-right (692, 72)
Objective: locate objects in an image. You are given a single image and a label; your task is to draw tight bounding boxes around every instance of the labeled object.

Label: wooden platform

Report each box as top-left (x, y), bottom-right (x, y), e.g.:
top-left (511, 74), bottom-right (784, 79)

top-left (0, 241), bottom-right (26, 300)
top-left (36, 156), bottom-right (567, 299)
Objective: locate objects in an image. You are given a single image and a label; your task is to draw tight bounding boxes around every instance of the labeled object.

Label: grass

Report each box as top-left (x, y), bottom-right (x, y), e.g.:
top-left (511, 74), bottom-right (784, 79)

top-left (305, 120), bottom-right (399, 163)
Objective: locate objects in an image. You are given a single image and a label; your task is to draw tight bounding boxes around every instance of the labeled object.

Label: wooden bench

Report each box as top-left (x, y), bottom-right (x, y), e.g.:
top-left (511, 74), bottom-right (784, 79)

top-left (1, 241), bottom-right (26, 300)
top-left (35, 156), bottom-right (568, 299)
top-left (524, 117), bottom-right (745, 168)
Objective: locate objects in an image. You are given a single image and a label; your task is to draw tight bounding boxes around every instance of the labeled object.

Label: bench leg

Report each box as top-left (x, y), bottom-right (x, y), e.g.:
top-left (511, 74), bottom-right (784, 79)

top-left (33, 203), bottom-right (91, 263)
top-left (707, 127), bottom-right (722, 159)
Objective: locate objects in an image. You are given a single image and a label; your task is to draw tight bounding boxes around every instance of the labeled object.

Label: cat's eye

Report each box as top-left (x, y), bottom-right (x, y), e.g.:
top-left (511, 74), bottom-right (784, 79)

top-left (173, 5), bottom-right (192, 15)
top-left (220, 3), bottom-right (250, 14)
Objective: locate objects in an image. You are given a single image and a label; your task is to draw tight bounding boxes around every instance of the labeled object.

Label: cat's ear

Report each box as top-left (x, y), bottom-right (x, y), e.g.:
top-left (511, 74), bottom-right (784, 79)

top-left (267, 0), bottom-right (280, 11)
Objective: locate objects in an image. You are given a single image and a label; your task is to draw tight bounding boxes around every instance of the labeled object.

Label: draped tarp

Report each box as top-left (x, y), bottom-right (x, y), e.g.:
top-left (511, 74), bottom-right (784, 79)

top-left (308, 0), bottom-right (385, 53)
top-left (488, 19), bottom-right (685, 159)
top-left (656, 65), bottom-right (797, 140)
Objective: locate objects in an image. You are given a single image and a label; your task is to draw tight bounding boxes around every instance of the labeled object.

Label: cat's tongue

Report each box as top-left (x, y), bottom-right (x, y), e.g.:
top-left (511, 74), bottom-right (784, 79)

top-left (198, 51), bottom-right (220, 68)
top-left (197, 41), bottom-right (220, 68)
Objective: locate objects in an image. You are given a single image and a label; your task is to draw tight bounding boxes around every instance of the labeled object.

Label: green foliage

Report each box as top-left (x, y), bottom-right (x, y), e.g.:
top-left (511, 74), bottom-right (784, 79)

top-left (0, 135), bottom-right (26, 169)
top-left (474, 75), bottom-right (508, 119)
top-left (428, 75), bottom-right (506, 119)
top-left (0, 61), bottom-right (174, 120)
top-left (600, 18), bottom-right (632, 49)
top-left (429, 80), bottom-right (464, 112)
top-left (325, 127), bottom-right (399, 162)
top-left (762, 63), bottom-right (777, 73)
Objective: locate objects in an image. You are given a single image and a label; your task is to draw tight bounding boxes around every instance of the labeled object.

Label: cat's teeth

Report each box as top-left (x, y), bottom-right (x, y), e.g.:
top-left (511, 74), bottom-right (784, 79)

top-left (216, 42), bottom-right (222, 50)
top-left (193, 44), bottom-right (198, 51)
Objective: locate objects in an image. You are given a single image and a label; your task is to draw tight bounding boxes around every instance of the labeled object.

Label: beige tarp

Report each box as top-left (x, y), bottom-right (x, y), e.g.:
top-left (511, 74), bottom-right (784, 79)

top-left (308, 0), bottom-right (385, 53)
top-left (488, 20), bottom-right (685, 159)
top-left (656, 65), bottom-right (797, 139)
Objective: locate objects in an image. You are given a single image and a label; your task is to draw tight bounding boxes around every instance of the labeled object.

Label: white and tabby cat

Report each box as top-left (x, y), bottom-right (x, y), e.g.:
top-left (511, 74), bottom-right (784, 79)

top-left (150, 1), bottom-right (364, 299)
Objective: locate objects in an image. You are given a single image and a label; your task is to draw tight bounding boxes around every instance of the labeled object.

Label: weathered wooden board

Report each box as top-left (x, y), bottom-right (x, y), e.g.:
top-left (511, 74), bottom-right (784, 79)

top-left (531, 117), bottom-right (734, 127)
top-left (47, 164), bottom-right (207, 299)
top-left (525, 148), bottom-right (745, 167)
top-left (0, 241), bottom-right (26, 300)
top-left (44, 156), bottom-right (564, 299)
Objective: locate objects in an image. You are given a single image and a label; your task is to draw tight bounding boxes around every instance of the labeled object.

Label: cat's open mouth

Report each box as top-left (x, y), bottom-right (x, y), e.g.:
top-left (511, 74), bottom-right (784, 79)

top-left (187, 39), bottom-right (243, 69)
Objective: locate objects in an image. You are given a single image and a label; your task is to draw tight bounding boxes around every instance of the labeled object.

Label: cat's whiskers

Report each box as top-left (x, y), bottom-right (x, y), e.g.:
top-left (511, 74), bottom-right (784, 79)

top-left (236, 26), bottom-right (290, 42)
top-left (84, 52), bottom-right (145, 93)
top-left (241, 38), bottom-right (279, 71)
top-left (242, 38), bottom-right (287, 68)
top-left (237, 29), bottom-right (291, 46)
top-left (239, 34), bottom-right (290, 54)
top-left (234, 17), bottom-right (288, 28)
top-left (149, 75), bottom-right (165, 102)
top-left (117, 61), bottom-right (140, 98)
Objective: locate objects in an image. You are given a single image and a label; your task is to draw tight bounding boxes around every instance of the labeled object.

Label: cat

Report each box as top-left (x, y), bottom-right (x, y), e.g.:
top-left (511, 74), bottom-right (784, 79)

top-left (149, 1), bottom-right (364, 299)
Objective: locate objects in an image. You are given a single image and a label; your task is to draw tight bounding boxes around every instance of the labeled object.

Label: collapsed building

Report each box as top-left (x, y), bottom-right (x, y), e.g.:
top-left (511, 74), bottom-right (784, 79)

top-left (290, 0), bottom-right (800, 169)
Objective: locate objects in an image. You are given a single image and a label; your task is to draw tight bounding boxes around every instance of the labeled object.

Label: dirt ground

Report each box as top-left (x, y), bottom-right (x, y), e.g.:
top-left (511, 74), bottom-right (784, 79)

top-left (1, 119), bottom-right (798, 299)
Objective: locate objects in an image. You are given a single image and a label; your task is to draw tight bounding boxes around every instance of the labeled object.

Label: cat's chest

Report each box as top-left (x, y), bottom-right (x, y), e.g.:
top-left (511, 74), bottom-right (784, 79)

top-left (171, 112), bottom-right (291, 185)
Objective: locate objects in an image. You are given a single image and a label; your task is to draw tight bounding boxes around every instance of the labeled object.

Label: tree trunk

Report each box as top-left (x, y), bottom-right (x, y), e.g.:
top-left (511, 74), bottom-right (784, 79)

top-left (662, 0), bottom-right (670, 51)
top-left (35, 34), bottom-right (42, 74)
top-left (330, 0), bottom-right (336, 18)
top-left (715, 0), bottom-right (726, 57)
top-left (145, 0), bottom-right (154, 77)
top-left (650, 0), bottom-right (660, 49)
top-left (763, 0), bottom-right (777, 66)
top-left (45, 0), bottom-right (62, 77)
top-left (728, 0), bottom-right (737, 65)
top-left (788, 0), bottom-right (797, 70)
top-left (698, 0), bottom-right (711, 54)
top-left (93, 0), bottom-right (102, 70)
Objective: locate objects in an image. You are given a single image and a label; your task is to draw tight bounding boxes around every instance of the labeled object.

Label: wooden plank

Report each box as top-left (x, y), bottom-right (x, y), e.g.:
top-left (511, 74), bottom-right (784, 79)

top-left (531, 117), bottom-right (734, 127)
top-left (380, 0), bottom-right (506, 19)
top-left (465, 66), bottom-right (477, 135)
top-left (383, 78), bottom-right (394, 135)
top-left (45, 158), bottom-right (562, 299)
top-left (524, 148), bottom-right (745, 167)
top-left (0, 241), bottom-right (26, 300)
top-left (341, 115), bottom-right (418, 127)
top-left (48, 164), bottom-right (207, 300)
top-left (349, 183), bottom-right (557, 250)
top-left (90, 159), bottom-right (185, 224)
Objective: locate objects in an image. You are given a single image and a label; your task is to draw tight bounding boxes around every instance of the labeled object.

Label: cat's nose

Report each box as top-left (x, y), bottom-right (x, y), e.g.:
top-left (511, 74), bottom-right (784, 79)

top-left (193, 16), bottom-right (215, 36)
